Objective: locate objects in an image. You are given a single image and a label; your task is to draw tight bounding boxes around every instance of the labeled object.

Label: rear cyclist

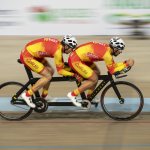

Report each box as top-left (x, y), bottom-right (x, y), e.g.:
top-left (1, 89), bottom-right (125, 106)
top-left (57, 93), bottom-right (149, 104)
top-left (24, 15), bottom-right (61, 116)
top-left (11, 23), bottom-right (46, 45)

top-left (20, 35), bottom-right (79, 108)
top-left (67, 37), bottom-right (134, 107)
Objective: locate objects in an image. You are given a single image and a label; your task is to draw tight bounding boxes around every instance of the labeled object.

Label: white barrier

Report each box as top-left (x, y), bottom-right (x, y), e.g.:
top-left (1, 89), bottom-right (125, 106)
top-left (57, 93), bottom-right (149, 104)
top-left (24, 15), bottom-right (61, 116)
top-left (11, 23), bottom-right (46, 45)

top-left (0, 0), bottom-right (150, 35)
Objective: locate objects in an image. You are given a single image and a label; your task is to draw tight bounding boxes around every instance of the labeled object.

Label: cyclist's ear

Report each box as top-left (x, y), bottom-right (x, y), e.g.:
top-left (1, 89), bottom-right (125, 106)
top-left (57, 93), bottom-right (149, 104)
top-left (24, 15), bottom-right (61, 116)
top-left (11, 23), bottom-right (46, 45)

top-left (65, 45), bottom-right (69, 49)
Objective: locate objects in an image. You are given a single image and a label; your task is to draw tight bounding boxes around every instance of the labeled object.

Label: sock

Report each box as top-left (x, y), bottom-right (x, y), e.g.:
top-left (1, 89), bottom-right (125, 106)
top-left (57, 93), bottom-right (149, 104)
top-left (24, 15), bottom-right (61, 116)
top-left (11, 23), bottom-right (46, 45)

top-left (26, 88), bottom-right (35, 97)
top-left (41, 88), bottom-right (48, 98)
top-left (71, 88), bottom-right (82, 96)
top-left (87, 89), bottom-right (95, 98)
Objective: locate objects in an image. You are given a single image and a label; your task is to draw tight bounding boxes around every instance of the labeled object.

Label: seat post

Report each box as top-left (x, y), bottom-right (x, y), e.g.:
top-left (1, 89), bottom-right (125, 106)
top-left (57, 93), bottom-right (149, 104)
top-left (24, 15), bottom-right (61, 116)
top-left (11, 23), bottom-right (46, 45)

top-left (24, 65), bottom-right (34, 80)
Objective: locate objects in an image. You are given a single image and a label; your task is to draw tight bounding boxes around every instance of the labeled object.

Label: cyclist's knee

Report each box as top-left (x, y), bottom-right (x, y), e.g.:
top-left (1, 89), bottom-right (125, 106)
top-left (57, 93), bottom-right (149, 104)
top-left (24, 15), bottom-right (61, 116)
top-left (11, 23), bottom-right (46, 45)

top-left (44, 73), bottom-right (52, 81)
top-left (50, 68), bottom-right (54, 75)
top-left (40, 68), bottom-right (53, 81)
top-left (95, 69), bottom-right (100, 76)
top-left (90, 74), bottom-right (98, 84)
top-left (46, 66), bottom-right (54, 75)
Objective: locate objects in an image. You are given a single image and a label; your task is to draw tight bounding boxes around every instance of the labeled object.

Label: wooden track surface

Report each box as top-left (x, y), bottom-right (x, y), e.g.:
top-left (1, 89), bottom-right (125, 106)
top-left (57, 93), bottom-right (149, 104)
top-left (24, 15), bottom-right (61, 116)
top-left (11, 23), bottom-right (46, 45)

top-left (0, 112), bottom-right (150, 150)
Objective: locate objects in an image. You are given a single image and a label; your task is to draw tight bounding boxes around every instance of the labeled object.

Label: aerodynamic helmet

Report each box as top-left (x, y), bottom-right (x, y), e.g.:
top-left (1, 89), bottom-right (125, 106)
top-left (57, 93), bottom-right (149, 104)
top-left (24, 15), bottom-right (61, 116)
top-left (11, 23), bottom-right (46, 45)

top-left (61, 35), bottom-right (77, 49)
top-left (109, 37), bottom-right (125, 51)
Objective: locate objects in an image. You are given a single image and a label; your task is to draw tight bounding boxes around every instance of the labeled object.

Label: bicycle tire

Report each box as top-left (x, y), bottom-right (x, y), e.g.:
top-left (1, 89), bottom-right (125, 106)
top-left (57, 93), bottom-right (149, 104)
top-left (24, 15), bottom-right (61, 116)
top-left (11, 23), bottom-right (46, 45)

top-left (0, 82), bottom-right (33, 121)
top-left (101, 81), bottom-right (144, 121)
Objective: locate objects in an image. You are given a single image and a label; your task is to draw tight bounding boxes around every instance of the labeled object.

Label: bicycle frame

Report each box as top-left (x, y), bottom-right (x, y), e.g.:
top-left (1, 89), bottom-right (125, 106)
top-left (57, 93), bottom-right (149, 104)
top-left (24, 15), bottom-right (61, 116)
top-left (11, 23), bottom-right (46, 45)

top-left (11, 59), bottom-right (122, 107)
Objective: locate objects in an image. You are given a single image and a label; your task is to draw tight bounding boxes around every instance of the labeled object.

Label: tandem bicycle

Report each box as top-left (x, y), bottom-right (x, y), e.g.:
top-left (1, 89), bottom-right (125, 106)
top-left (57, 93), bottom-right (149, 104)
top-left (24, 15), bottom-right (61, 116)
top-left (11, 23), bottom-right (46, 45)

top-left (0, 59), bottom-right (144, 121)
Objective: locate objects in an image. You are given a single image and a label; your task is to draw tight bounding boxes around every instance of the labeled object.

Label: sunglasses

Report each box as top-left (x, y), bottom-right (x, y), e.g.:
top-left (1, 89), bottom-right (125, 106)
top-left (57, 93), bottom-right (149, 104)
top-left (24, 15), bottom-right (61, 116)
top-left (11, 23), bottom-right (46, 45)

top-left (116, 49), bottom-right (122, 53)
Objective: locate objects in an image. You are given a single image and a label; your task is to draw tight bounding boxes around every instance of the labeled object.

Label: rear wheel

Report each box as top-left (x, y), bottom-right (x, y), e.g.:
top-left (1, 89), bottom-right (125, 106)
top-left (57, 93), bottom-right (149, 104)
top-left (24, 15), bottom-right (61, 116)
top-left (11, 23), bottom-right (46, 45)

top-left (0, 82), bottom-right (33, 121)
top-left (101, 81), bottom-right (144, 121)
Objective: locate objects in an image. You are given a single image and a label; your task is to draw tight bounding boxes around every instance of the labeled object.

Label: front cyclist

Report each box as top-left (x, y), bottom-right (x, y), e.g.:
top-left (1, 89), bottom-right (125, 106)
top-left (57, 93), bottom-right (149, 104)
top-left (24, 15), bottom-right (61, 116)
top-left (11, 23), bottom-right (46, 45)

top-left (20, 35), bottom-right (80, 108)
top-left (67, 37), bottom-right (134, 107)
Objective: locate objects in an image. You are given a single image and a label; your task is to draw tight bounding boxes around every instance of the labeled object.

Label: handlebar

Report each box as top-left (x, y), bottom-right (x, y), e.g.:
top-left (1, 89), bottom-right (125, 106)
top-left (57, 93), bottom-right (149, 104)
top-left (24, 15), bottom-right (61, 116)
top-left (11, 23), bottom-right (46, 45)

top-left (115, 74), bottom-right (127, 79)
top-left (113, 71), bottom-right (127, 79)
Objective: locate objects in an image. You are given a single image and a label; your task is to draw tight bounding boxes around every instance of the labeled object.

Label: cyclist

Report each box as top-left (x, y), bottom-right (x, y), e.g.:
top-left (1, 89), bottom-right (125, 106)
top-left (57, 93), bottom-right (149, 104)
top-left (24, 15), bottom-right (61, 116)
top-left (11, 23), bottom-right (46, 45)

top-left (67, 37), bottom-right (134, 107)
top-left (20, 35), bottom-right (80, 108)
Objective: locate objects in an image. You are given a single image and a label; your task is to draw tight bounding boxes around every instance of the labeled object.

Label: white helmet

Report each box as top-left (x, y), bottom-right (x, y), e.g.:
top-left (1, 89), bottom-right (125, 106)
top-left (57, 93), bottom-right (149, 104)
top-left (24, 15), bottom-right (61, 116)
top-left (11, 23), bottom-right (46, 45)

top-left (109, 37), bottom-right (125, 50)
top-left (62, 35), bottom-right (77, 49)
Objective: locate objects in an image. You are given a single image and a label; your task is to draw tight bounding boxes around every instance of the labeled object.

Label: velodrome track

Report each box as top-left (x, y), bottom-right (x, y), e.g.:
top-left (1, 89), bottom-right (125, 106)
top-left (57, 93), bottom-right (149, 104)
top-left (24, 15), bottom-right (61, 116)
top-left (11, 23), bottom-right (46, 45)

top-left (0, 36), bottom-right (150, 149)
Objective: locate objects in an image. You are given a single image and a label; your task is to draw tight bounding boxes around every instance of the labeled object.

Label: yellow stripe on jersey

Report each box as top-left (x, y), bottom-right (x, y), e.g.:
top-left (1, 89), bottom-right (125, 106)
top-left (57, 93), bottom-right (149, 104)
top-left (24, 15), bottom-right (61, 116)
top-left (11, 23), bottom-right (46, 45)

top-left (26, 42), bottom-right (45, 57)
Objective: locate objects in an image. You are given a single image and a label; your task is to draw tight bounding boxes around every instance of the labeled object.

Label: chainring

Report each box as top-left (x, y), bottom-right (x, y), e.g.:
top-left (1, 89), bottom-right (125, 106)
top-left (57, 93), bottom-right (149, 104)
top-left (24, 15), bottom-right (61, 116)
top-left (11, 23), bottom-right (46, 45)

top-left (81, 100), bottom-right (91, 110)
top-left (33, 98), bottom-right (48, 113)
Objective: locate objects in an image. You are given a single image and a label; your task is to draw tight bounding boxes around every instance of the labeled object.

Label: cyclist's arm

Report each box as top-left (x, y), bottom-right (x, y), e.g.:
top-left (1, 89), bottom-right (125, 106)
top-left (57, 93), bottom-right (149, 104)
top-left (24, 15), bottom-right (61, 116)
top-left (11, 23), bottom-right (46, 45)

top-left (54, 49), bottom-right (75, 77)
top-left (103, 52), bottom-right (128, 75)
top-left (63, 65), bottom-right (72, 72)
top-left (113, 61), bottom-right (128, 68)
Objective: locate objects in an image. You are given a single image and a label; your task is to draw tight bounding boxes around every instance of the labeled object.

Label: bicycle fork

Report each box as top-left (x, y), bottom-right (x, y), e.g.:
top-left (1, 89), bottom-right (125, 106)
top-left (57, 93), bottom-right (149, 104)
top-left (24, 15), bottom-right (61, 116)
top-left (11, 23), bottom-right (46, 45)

top-left (111, 81), bottom-right (124, 104)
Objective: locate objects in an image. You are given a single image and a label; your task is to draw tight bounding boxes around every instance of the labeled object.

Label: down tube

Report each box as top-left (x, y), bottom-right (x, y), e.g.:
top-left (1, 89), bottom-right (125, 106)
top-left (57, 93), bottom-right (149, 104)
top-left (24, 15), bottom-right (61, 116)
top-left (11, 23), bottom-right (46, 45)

top-left (87, 80), bottom-right (109, 101)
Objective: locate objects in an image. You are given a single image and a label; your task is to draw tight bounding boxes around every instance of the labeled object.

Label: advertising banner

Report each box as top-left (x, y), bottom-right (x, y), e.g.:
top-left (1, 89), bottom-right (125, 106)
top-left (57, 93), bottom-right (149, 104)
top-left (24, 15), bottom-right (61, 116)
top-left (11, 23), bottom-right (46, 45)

top-left (0, 0), bottom-right (150, 35)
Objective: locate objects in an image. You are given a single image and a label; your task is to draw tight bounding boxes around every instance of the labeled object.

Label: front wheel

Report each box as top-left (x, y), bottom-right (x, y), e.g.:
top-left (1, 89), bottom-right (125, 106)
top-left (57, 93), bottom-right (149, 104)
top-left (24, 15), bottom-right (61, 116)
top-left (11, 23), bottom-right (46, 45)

top-left (0, 82), bottom-right (33, 121)
top-left (101, 81), bottom-right (144, 121)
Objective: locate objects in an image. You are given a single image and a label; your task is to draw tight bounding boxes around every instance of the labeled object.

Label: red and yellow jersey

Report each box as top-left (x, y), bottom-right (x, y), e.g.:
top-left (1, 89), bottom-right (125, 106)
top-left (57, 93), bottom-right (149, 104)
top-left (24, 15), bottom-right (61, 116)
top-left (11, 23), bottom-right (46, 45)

top-left (74, 42), bottom-right (128, 75)
top-left (24, 38), bottom-right (74, 76)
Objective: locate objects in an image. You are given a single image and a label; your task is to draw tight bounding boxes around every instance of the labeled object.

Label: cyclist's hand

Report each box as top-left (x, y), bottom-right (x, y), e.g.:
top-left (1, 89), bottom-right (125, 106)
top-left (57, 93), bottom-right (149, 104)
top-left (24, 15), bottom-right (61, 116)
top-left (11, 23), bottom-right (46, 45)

top-left (75, 74), bottom-right (84, 82)
top-left (120, 66), bottom-right (131, 74)
top-left (64, 62), bottom-right (69, 67)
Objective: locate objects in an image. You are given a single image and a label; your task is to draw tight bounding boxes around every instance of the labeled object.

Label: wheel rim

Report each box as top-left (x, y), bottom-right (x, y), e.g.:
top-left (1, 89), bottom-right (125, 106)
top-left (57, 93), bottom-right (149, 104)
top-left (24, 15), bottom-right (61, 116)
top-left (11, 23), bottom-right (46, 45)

top-left (0, 82), bottom-right (33, 121)
top-left (101, 82), bottom-right (144, 121)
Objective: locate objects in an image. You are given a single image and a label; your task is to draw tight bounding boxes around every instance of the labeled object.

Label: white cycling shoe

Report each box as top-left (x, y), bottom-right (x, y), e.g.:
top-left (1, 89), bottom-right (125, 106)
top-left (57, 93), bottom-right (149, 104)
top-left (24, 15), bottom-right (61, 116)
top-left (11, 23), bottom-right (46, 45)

top-left (44, 95), bottom-right (57, 102)
top-left (21, 93), bottom-right (36, 108)
top-left (67, 92), bottom-right (81, 107)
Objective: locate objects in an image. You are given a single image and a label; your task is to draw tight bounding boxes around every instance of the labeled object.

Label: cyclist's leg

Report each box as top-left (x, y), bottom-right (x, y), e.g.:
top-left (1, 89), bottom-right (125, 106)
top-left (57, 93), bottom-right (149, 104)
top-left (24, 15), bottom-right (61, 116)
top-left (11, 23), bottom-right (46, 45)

top-left (68, 53), bottom-right (98, 106)
top-left (20, 50), bottom-right (53, 107)
top-left (86, 62), bottom-right (100, 76)
top-left (85, 62), bottom-right (100, 97)
top-left (67, 65), bottom-right (98, 106)
top-left (68, 53), bottom-right (98, 93)
top-left (31, 67), bottom-right (52, 91)
top-left (43, 60), bottom-right (54, 87)
top-left (40, 60), bottom-right (57, 102)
